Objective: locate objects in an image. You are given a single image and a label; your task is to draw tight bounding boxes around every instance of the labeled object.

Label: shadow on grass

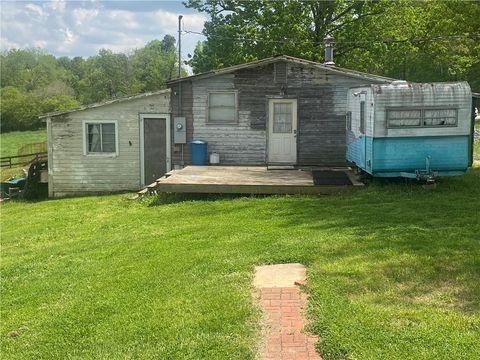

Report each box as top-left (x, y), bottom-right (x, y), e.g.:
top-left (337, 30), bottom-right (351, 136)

top-left (147, 192), bottom-right (275, 206)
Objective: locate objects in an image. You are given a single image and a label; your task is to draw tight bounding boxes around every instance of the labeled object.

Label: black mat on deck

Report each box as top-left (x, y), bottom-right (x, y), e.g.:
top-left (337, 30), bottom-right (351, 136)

top-left (312, 170), bottom-right (353, 186)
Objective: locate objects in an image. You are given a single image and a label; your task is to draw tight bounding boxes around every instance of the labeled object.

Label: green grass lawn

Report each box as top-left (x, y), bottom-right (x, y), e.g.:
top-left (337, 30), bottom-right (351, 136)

top-left (0, 129), bottom-right (47, 180)
top-left (1, 168), bottom-right (479, 359)
top-left (0, 129), bottom-right (47, 157)
top-left (474, 139), bottom-right (480, 163)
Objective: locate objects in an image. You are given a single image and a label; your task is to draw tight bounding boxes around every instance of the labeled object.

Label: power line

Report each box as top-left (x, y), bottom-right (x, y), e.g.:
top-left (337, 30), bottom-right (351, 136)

top-left (182, 29), bottom-right (480, 46)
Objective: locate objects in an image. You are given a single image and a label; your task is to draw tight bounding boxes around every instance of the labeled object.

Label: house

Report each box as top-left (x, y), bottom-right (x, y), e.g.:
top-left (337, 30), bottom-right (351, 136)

top-left (167, 54), bottom-right (394, 168)
top-left (43, 51), bottom-right (403, 197)
top-left (41, 52), bottom-right (476, 197)
top-left (41, 90), bottom-right (171, 198)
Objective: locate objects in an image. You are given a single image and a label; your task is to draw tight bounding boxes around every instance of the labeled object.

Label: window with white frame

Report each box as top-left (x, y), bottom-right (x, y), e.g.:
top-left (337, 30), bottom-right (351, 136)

top-left (85, 122), bottom-right (117, 154)
top-left (208, 91), bottom-right (237, 123)
top-left (387, 108), bottom-right (457, 128)
top-left (423, 109), bottom-right (457, 126)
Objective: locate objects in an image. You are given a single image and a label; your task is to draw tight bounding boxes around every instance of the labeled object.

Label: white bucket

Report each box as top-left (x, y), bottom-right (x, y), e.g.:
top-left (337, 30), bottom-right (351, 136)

top-left (210, 152), bottom-right (220, 164)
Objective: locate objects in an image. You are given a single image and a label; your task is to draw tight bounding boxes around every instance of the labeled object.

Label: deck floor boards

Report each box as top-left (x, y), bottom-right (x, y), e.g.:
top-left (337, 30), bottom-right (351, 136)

top-left (151, 166), bottom-right (363, 195)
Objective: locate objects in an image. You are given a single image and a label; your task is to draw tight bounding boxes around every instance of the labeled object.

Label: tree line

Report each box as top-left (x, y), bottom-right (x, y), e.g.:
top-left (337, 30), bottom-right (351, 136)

top-left (185, 0), bottom-right (479, 91)
top-left (2, 1), bottom-right (479, 132)
top-left (0, 35), bottom-right (179, 132)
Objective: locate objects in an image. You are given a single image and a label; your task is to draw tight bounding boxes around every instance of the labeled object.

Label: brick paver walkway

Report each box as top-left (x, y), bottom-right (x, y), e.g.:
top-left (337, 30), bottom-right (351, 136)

top-left (258, 287), bottom-right (322, 360)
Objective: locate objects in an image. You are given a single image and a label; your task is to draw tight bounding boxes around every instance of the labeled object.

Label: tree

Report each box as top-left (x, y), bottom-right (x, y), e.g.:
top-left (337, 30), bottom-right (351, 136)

top-left (185, 0), bottom-right (480, 90)
top-left (0, 86), bottom-right (78, 132)
top-left (130, 35), bottom-right (178, 92)
top-left (77, 49), bottom-right (139, 103)
top-left (185, 0), bottom-right (391, 73)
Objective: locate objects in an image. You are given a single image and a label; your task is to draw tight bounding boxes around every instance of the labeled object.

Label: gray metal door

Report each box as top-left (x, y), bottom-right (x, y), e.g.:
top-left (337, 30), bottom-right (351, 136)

top-left (143, 118), bottom-right (166, 184)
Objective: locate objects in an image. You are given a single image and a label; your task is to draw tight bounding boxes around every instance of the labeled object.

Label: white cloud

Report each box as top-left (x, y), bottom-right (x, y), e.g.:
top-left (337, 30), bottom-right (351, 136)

top-left (72, 8), bottom-right (99, 26)
top-left (46, 0), bottom-right (67, 13)
top-left (107, 10), bottom-right (138, 30)
top-left (0, 1), bottom-right (207, 60)
top-left (33, 39), bottom-right (48, 48)
top-left (0, 36), bottom-right (20, 49)
top-left (24, 3), bottom-right (44, 17)
top-left (64, 28), bottom-right (76, 44)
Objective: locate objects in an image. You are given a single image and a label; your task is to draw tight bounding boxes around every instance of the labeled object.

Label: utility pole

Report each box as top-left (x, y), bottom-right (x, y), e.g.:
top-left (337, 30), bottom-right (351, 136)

top-left (178, 15), bottom-right (183, 79)
top-left (177, 15), bottom-right (183, 116)
top-left (178, 15), bottom-right (184, 166)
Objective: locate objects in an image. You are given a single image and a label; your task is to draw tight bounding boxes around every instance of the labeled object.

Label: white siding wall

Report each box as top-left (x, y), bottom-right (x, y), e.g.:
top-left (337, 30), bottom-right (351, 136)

top-left (347, 87), bottom-right (374, 138)
top-left (49, 93), bottom-right (170, 197)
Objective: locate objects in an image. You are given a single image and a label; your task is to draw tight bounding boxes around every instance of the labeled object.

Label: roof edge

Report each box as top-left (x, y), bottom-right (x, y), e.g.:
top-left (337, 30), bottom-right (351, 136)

top-left (167, 55), bottom-right (396, 85)
top-left (39, 89), bottom-right (171, 119)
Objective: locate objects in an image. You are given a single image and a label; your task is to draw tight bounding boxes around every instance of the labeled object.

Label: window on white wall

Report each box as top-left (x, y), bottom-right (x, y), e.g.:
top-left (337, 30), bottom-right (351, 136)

top-left (208, 91), bottom-right (237, 124)
top-left (387, 109), bottom-right (422, 127)
top-left (387, 108), bottom-right (457, 128)
top-left (423, 109), bottom-right (457, 126)
top-left (86, 122), bottom-right (117, 153)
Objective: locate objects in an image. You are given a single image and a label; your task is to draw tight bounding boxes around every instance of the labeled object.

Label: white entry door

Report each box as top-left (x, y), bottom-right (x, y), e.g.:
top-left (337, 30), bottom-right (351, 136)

top-left (268, 99), bottom-right (297, 164)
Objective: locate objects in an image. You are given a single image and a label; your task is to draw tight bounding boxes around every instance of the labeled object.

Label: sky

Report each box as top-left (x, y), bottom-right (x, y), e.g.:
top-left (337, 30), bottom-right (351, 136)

top-left (0, 0), bottom-right (207, 62)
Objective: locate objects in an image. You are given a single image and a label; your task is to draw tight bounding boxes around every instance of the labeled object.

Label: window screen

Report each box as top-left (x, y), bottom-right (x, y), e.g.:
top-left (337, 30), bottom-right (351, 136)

top-left (423, 109), bottom-right (457, 126)
top-left (87, 123), bottom-right (116, 153)
top-left (208, 92), bottom-right (236, 123)
top-left (387, 109), bottom-right (421, 127)
top-left (387, 108), bottom-right (457, 128)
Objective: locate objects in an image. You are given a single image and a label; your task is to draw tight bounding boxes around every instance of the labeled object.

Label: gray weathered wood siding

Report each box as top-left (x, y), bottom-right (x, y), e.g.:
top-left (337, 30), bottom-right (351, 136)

top-left (192, 74), bottom-right (267, 164)
top-left (48, 93), bottom-right (170, 197)
top-left (177, 61), bottom-right (386, 166)
top-left (170, 81), bottom-right (193, 165)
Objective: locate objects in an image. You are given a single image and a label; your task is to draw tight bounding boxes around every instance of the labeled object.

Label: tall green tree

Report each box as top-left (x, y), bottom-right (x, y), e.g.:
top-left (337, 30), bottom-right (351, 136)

top-left (0, 36), bottom-right (184, 132)
top-left (131, 35), bottom-right (178, 92)
top-left (0, 86), bottom-right (78, 132)
top-left (185, 0), bottom-right (480, 90)
top-left (76, 49), bottom-right (139, 103)
top-left (0, 48), bottom-right (69, 91)
top-left (185, 0), bottom-right (391, 73)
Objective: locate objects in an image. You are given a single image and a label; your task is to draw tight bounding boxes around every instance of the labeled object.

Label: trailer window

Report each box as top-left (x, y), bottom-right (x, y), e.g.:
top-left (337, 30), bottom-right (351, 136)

top-left (387, 108), bottom-right (458, 128)
top-left (359, 101), bottom-right (366, 134)
top-left (423, 109), bottom-right (457, 126)
top-left (387, 109), bottom-right (421, 127)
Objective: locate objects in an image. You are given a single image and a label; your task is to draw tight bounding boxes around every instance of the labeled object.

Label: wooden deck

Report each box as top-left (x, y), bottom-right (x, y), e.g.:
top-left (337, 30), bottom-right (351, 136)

top-left (141, 166), bottom-right (363, 195)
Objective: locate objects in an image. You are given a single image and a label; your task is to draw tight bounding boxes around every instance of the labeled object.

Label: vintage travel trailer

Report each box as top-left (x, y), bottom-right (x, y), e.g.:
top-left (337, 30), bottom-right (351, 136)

top-left (346, 81), bottom-right (473, 180)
